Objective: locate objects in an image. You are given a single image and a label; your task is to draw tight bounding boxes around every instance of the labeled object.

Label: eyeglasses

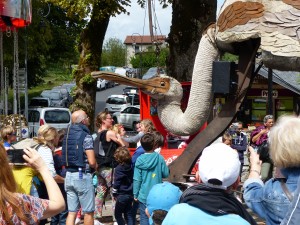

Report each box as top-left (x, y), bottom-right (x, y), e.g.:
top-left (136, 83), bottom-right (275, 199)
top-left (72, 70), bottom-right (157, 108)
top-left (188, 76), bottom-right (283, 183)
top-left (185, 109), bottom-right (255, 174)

top-left (81, 116), bottom-right (89, 123)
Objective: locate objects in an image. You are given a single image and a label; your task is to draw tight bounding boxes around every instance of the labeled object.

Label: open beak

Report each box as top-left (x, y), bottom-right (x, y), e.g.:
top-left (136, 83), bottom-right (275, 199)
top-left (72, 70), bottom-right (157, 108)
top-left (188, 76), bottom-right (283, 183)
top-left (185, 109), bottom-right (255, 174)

top-left (91, 71), bottom-right (170, 94)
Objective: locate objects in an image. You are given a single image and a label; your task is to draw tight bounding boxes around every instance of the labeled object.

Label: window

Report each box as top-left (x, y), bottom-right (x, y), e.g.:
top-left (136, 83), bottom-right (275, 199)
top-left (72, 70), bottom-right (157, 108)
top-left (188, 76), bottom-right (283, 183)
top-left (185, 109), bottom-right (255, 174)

top-left (28, 110), bottom-right (40, 123)
top-left (44, 110), bottom-right (70, 123)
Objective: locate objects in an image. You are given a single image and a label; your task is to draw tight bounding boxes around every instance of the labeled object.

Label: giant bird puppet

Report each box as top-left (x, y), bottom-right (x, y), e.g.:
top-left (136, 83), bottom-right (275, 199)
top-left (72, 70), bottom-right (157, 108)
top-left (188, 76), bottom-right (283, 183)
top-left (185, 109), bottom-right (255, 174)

top-left (92, 0), bottom-right (300, 182)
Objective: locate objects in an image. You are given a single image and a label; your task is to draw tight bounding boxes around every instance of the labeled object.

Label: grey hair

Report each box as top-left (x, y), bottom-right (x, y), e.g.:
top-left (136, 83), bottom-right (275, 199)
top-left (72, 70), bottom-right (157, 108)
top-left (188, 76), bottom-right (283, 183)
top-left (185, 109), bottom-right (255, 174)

top-left (263, 115), bottom-right (273, 124)
top-left (76, 114), bottom-right (86, 123)
top-left (72, 110), bottom-right (87, 124)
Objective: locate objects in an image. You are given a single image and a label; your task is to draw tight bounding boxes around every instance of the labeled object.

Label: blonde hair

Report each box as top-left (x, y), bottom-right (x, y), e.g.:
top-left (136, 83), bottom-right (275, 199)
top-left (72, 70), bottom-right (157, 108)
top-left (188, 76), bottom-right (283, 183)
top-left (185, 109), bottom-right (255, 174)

top-left (1, 125), bottom-right (14, 141)
top-left (269, 115), bottom-right (300, 168)
top-left (95, 111), bottom-right (110, 128)
top-left (140, 119), bottom-right (156, 133)
top-left (222, 132), bottom-right (232, 144)
top-left (34, 125), bottom-right (58, 150)
top-left (111, 124), bottom-right (124, 135)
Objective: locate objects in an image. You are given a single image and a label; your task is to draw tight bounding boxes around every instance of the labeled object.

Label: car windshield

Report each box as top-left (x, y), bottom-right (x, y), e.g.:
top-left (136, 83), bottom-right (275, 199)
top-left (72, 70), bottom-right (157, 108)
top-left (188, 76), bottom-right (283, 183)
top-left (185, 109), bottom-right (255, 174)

top-left (48, 92), bottom-right (61, 100)
top-left (29, 99), bottom-right (48, 107)
top-left (41, 91), bottom-right (51, 98)
top-left (108, 97), bottom-right (127, 104)
top-left (28, 110), bottom-right (40, 122)
top-left (44, 110), bottom-right (70, 123)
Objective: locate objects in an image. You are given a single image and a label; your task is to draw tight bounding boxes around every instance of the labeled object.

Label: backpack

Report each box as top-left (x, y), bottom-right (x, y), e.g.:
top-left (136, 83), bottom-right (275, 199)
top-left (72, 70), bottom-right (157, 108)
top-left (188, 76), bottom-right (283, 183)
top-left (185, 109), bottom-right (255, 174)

top-left (94, 130), bottom-right (118, 167)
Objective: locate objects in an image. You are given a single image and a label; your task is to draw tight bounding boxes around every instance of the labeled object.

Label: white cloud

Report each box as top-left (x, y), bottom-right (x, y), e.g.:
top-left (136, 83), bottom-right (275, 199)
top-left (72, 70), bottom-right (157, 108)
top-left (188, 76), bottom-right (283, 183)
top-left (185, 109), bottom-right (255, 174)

top-left (105, 0), bottom-right (224, 43)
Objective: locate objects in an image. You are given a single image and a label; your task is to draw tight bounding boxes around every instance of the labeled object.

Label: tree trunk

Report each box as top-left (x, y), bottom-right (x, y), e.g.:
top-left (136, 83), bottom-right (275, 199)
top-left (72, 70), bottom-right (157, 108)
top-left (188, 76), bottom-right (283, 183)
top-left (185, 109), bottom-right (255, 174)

top-left (167, 0), bottom-right (217, 81)
top-left (71, 3), bottom-right (110, 131)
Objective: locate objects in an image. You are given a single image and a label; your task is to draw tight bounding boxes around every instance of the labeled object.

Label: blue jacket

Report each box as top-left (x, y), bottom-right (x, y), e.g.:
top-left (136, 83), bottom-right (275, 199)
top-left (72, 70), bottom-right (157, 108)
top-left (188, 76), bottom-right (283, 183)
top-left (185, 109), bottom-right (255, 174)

top-left (243, 168), bottom-right (300, 225)
top-left (162, 203), bottom-right (250, 225)
top-left (131, 145), bottom-right (145, 166)
top-left (281, 176), bottom-right (300, 225)
top-left (231, 132), bottom-right (248, 163)
top-left (112, 163), bottom-right (133, 196)
top-left (133, 152), bottom-right (169, 204)
top-left (62, 123), bottom-right (90, 168)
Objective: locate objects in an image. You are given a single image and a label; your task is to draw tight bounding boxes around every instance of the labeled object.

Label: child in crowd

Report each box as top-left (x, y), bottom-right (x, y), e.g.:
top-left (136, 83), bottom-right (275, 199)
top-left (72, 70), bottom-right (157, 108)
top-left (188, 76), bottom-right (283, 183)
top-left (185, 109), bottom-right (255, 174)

top-left (112, 124), bottom-right (127, 145)
top-left (112, 147), bottom-right (134, 225)
top-left (0, 125), bottom-right (17, 149)
top-left (133, 132), bottom-right (169, 225)
top-left (146, 182), bottom-right (182, 225)
top-left (222, 132), bottom-right (232, 146)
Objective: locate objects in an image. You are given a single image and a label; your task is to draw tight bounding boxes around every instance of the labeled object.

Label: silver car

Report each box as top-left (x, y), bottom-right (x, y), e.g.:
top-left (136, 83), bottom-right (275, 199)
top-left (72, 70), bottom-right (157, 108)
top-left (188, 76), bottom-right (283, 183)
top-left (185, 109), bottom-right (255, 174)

top-left (112, 106), bottom-right (140, 130)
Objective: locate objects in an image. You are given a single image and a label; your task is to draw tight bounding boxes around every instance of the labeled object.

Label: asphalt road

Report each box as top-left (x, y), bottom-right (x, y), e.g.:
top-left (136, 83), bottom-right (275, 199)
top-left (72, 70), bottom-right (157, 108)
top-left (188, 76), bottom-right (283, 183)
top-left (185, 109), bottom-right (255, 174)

top-left (94, 84), bottom-right (126, 116)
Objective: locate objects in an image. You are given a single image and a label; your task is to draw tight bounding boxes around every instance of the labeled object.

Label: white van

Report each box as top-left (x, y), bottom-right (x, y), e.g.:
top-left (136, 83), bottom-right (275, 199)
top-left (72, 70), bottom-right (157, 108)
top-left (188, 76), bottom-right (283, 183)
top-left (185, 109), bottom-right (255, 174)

top-left (28, 107), bottom-right (71, 137)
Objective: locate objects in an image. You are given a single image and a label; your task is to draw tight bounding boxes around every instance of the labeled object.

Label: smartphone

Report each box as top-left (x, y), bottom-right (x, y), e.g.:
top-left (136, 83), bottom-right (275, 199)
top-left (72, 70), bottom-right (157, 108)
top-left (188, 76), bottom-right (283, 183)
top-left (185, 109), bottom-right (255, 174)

top-left (7, 149), bottom-right (26, 165)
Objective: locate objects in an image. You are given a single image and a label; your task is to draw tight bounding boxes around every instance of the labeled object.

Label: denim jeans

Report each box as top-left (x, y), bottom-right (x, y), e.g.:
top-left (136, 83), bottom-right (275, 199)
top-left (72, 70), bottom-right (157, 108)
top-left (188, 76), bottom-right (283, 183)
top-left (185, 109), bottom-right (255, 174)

top-left (139, 202), bottom-right (149, 225)
top-left (128, 200), bottom-right (139, 225)
top-left (50, 210), bottom-right (68, 225)
top-left (65, 171), bottom-right (95, 213)
top-left (114, 194), bottom-right (133, 225)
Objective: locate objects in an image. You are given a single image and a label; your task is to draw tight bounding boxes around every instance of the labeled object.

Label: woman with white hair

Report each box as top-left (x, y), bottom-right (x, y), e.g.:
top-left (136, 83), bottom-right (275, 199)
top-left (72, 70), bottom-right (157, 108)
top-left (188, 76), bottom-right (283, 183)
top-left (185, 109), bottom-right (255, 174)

top-left (244, 115), bottom-right (300, 225)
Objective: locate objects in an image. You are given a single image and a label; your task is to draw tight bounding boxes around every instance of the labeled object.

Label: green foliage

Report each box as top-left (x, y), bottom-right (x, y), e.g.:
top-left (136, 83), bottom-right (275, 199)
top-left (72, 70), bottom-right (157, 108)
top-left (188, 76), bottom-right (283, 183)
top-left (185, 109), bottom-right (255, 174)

top-left (101, 38), bottom-right (126, 67)
top-left (80, 73), bottom-right (94, 85)
top-left (46, 0), bottom-right (131, 20)
top-left (130, 46), bottom-right (169, 69)
top-left (221, 53), bottom-right (238, 62)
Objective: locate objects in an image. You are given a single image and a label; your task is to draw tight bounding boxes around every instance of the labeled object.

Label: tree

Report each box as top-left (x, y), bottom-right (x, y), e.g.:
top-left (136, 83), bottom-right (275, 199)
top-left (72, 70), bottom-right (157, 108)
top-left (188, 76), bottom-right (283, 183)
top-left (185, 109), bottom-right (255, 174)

top-left (167, 0), bottom-right (217, 81)
top-left (2, 1), bottom-right (85, 88)
top-left (46, 0), bottom-right (130, 130)
top-left (130, 46), bottom-right (169, 69)
top-left (101, 38), bottom-right (126, 67)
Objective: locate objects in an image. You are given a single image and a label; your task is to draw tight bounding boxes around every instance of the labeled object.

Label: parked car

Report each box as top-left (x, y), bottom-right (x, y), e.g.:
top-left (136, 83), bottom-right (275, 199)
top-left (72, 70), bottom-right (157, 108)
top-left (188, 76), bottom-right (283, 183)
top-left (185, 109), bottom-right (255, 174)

top-left (112, 106), bottom-right (140, 130)
top-left (128, 93), bottom-right (140, 106)
top-left (52, 87), bottom-right (73, 106)
top-left (40, 90), bottom-right (68, 107)
top-left (123, 86), bottom-right (139, 95)
top-left (28, 107), bottom-right (71, 137)
top-left (97, 78), bottom-right (107, 90)
top-left (29, 97), bottom-right (53, 107)
top-left (61, 83), bottom-right (76, 94)
top-left (115, 67), bottom-right (127, 77)
top-left (142, 67), bottom-right (166, 80)
top-left (105, 95), bottom-right (131, 114)
top-left (99, 66), bottom-right (116, 87)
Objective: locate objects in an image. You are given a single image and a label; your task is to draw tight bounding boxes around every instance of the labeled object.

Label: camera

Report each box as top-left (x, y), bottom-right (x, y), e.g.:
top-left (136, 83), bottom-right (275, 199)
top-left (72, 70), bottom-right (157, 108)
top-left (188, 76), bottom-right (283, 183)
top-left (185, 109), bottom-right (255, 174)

top-left (7, 149), bottom-right (26, 165)
top-left (257, 141), bottom-right (270, 162)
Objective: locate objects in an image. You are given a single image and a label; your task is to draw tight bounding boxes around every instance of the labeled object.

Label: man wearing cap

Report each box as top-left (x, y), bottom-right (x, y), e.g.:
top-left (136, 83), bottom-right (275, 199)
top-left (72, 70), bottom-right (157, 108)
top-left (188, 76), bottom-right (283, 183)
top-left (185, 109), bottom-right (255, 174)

top-left (162, 143), bottom-right (256, 225)
top-left (146, 182), bottom-right (182, 225)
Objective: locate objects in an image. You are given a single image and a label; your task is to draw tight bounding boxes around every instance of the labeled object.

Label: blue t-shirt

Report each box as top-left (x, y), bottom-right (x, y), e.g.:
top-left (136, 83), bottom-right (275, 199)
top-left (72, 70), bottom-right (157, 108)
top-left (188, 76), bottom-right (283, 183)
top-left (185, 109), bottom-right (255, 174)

top-left (162, 203), bottom-right (250, 225)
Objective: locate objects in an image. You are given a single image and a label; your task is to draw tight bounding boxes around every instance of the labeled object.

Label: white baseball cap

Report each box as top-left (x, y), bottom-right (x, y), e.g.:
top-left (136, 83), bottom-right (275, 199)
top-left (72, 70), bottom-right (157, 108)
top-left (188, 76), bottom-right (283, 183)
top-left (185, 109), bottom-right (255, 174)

top-left (199, 143), bottom-right (241, 190)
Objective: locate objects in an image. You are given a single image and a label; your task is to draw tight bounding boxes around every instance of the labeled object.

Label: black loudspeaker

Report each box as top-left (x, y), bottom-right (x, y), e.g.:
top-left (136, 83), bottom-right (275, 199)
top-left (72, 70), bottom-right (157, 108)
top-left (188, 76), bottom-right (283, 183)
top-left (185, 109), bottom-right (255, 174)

top-left (212, 61), bottom-right (237, 94)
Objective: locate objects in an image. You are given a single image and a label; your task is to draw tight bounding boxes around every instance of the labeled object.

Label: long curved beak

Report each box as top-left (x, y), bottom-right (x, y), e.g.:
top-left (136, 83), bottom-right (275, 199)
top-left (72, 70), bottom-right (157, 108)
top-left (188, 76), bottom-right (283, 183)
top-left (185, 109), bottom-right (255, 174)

top-left (91, 71), bottom-right (170, 94)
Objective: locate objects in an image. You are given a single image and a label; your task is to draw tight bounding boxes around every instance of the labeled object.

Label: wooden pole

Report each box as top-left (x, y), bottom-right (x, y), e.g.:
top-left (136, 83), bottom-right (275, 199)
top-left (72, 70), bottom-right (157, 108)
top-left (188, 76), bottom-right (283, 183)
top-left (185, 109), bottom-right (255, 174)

top-left (148, 0), bottom-right (154, 42)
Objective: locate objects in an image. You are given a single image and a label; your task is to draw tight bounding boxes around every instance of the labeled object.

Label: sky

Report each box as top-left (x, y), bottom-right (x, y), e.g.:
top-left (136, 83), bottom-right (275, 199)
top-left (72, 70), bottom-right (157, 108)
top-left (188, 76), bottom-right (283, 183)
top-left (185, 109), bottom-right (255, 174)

top-left (105, 0), bottom-right (225, 42)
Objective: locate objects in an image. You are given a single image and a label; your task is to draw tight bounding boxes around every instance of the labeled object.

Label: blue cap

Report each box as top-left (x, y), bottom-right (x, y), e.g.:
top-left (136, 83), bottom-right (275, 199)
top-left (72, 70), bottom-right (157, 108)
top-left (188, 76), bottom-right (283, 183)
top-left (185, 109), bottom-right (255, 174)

top-left (147, 182), bottom-right (182, 224)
